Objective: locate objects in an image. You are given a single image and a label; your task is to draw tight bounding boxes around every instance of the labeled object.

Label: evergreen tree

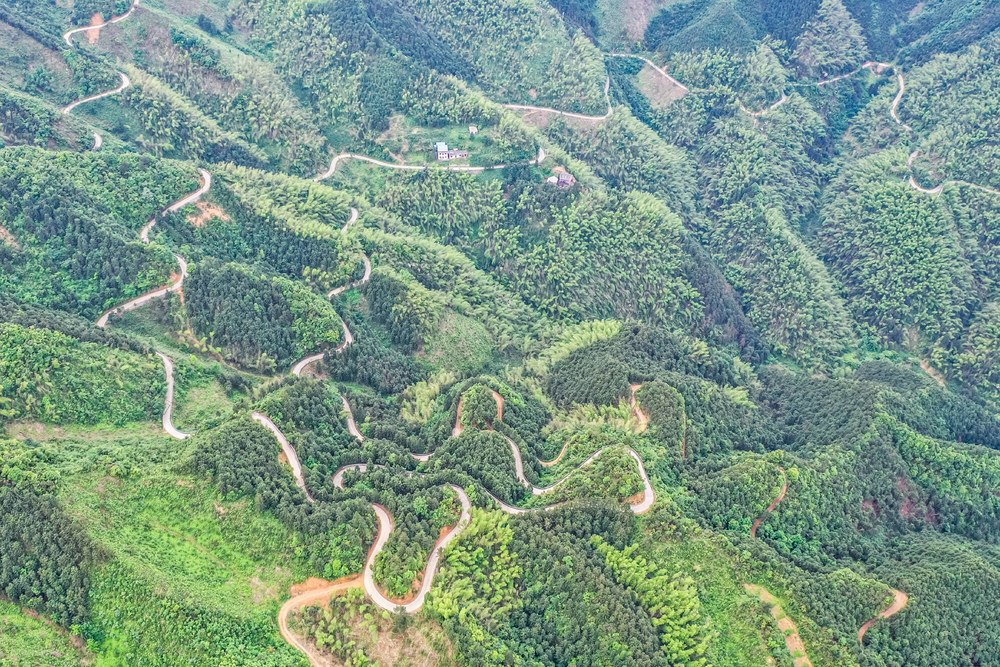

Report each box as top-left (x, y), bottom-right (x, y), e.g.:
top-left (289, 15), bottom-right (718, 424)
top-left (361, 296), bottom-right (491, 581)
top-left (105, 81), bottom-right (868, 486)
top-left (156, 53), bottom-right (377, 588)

top-left (793, 0), bottom-right (868, 77)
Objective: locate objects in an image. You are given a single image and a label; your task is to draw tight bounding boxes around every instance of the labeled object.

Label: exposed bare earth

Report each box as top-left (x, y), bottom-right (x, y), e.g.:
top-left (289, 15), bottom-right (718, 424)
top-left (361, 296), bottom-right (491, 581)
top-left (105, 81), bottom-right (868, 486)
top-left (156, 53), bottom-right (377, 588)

top-left (278, 575), bottom-right (363, 667)
top-left (919, 359), bottom-right (947, 387)
top-left (751, 467), bottom-right (787, 539)
top-left (629, 383), bottom-right (649, 429)
top-left (0, 224), bottom-right (19, 249)
top-left (187, 201), bottom-right (229, 227)
top-left (858, 589), bottom-right (909, 643)
top-left (744, 584), bottom-right (813, 667)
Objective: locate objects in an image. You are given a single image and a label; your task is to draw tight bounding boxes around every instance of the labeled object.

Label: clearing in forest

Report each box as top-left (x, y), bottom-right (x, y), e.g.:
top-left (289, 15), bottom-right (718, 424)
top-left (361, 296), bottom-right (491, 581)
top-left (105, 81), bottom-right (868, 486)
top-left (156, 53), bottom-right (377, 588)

top-left (744, 584), bottom-right (813, 667)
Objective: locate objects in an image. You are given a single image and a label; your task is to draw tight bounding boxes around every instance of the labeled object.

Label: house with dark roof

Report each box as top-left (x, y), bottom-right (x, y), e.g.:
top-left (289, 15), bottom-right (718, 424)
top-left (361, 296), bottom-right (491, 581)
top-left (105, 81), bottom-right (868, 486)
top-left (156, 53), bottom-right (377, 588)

top-left (435, 142), bottom-right (469, 161)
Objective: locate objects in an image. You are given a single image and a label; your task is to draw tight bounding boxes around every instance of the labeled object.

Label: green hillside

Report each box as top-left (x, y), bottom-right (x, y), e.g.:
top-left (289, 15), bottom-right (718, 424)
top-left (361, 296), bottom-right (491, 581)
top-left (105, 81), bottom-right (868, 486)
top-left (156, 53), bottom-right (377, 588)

top-left (3, 0), bottom-right (1000, 665)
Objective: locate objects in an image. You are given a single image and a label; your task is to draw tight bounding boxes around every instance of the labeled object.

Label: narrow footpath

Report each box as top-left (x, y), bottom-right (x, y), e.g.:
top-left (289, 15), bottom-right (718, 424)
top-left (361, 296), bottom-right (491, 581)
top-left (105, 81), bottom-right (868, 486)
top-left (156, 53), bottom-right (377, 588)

top-left (750, 467), bottom-right (787, 539)
top-left (744, 584), bottom-right (813, 667)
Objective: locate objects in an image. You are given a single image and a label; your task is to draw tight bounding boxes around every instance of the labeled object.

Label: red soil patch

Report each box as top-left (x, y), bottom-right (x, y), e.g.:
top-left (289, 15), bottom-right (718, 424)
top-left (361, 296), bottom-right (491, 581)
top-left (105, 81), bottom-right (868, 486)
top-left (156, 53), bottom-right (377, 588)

top-left (624, 491), bottom-right (645, 505)
top-left (290, 574), bottom-right (361, 596)
top-left (452, 390), bottom-right (504, 437)
top-left (86, 13), bottom-right (104, 44)
top-left (630, 384), bottom-right (649, 430)
top-left (899, 497), bottom-right (918, 519)
top-left (187, 201), bottom-right (229, 227)
top-left (919, 359), bottom-right (946, 387)
top-left (0, 224), bottom-right (19, 249)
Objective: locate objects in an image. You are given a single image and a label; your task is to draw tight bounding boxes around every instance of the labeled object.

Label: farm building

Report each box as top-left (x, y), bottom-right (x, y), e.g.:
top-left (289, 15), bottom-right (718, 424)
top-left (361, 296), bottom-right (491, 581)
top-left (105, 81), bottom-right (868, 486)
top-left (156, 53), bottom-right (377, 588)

top-left (435, 142), bottom-right (469, 161)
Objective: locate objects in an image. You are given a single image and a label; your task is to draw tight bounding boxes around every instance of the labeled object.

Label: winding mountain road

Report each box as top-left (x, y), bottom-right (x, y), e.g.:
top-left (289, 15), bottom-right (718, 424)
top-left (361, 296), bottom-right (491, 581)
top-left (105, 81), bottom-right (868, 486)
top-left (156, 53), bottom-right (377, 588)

top-left (329, 255), bottom-right (371, 298)
top-left (156, 353), bottom-right (191, 439)
top-left (62, 0), bottom-right (139, 46)
top-left (252, 412), bottom-right (316, 502)
top-left (340, 207), bottom-right (359, 234)
top-left (95, 170), bottom-right (210, 440)
top-left (858, 589), bottom-right (909, 643)
top-left (289, 207), bottom-right (371, 376)
top-left (314, 147), bottom-right (547, 181)
top-left (502, 76), bottom-right (613, 121)
top-left (605, 53), bottom-right (689, 92)
top-left (364, 488), bottom-right (471, 613)
top-left (62, 71), bottom-right (131, 115)
top-left (739, 92), bottom-right (790, 117)
top-left (906, 150), bottom-right (1000, 197)
top-left (750, 467), bottom-right (787, 539)
top-left (325, 385), bottom-right (657, 613)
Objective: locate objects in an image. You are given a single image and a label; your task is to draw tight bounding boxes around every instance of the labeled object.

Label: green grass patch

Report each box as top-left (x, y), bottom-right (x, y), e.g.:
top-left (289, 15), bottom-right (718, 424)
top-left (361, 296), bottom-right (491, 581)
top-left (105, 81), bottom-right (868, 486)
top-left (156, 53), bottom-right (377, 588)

top-left (0, 599), bottom-right (92, 666)
top-left (650, 535), bottom-right (776, 667)
top-left (60, 469), bottom-right (309, 619)
top-left (419, 310), bottom-right (495, 375)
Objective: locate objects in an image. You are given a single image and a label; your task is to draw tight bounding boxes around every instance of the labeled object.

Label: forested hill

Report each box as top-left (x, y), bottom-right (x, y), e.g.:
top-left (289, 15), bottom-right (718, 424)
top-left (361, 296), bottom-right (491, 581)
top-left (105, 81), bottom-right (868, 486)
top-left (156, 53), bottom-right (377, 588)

top-left (3, 0), bottom-right (1000, 665)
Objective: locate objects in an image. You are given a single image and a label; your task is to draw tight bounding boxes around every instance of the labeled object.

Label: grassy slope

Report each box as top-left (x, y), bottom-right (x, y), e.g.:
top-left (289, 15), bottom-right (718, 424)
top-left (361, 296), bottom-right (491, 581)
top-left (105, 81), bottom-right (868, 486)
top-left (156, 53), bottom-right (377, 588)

top-left (0, 599), bottom-right (92, 666)
top-left (28, 425), bottom-right (309, 664)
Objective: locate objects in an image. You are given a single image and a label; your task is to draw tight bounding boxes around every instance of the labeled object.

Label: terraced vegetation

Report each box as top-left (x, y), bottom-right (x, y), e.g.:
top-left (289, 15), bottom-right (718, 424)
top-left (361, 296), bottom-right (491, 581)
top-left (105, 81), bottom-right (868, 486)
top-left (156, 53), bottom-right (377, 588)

top-left (4, 0), bottom-right (1000, 665)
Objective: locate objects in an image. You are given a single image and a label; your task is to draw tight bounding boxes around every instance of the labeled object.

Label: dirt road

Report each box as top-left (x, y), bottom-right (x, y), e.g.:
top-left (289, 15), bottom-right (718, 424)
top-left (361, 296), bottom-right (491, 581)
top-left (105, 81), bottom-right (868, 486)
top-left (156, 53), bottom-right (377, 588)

top-left (62, 71), bottom-right (131, 115)
top-left (363, 487), bottom-right (472, 613)
top-left (278, 575), bottom-right (363, 667)
top-left (744, 584), bottom-right (813, 667)
top-left (252, 412), bottom-right (316, 502)
top-left (751, 467), bottom-right (787, 539)
top-left (62, 0), bottom-right (139, 46)
top-left (858, 589), bottom-right (909, 643)
top-left (156, 352), bottom-right (191, 440)
top-left (502, 77), bottom-right (612, 121)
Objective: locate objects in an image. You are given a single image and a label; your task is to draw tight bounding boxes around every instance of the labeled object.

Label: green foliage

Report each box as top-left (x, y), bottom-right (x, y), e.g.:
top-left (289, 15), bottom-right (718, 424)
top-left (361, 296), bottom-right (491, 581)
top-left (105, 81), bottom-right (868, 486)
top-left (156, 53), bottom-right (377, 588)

top-left (327, 307), bottom-right (422, 394)
top-left (186, 259), bottom-right (343, 370)
top-left (0, 323), bottom-right (163, 426)
top-left (865, 534), bottom-right (1000, 666)
top-left (0, 85), bottom-right (57, 146)
top-left (301, 587), bottom-right (454, 665)
top-left (793, 567), bottom-right (892, 643)
top-left (0, 439), bottom-right (99, 627)
top-left (0, 599), bottom-right (89, 666)
top-left (793, 0), bottom-right (869, 76)
top-left (820, 151), bottom-right (970, 350)
top-left (362, 227), bottom-right (544, 353)
top-left (636, 381), bottom-right (685, 449)
top-left (426, 509), bottom-right (522, 661)
top-left (592, 537), bottom-right (711, 666)
top-left (697, 115), bottom-right (853, 370)
top-left (0, 147), bottom-right (197, 318)
top-left (544, 323), bottom-right (738, 409)
top-left (83, 561), bottom-right (304, 666)
top-left (193, 412), bottom-right (375, 577)
top-left (429, 430), bottom-right (523, 504)
top-left (687, 458), bottom-right (784, 532)
top-left (373, 486), bottom-right (461, 596)
top-left (496, 188), bottom-right (703, 326)
top-left (119, 67), bottom-right (267, 167)
top-left (460, 384), bottom-right (499, 429)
